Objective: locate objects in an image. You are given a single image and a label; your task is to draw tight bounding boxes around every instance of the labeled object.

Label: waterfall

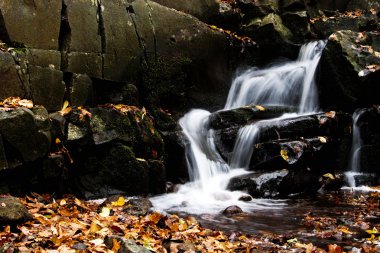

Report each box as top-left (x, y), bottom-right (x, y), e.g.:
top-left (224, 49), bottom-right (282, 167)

top-left (345, 109), bottom-right (366, 187)
top-left (224, 40), bottom-right (325, 113)
top-left (151, 41), bottom-right (326, 214)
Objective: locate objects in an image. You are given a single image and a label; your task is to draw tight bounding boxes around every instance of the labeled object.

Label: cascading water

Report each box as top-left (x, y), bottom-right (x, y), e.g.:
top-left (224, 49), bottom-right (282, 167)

top-left (345, 109), bottom-right (366, 187)
top-left (151, 40), bottom-right (326, 214)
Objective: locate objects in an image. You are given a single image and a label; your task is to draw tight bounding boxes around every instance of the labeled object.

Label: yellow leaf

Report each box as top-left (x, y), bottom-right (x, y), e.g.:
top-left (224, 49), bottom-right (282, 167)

top-left (100, 207), bottom-right (110, 217)
top-left (74, 198), bottom-right (82, 205)
top-left (89, 221), bottom-right (101, 234)
top-left (255, 105), bottom-right (265, 111)
top-left (323, 173), bottom-right (335, 180)
top-left (287, 238), bottom-right (298, 244)
top-left (55, 138), bottom-right (62, 145)
top-left (338, 227), bottom-right (353, 234)
top-left (61, 100), bottom-right (69, 111)
top-left (112, 197), bottom-right (126, 207)
top-left (59, 199), bottom-right (66, 206)
top-left (366, 227), bottom-right (378, 234)
top-left (280, 149), bottom-right (289, 161)
top-left (136, 158), bottom-right (146, 162)
top-left (319, 137), bottom-right (327, 143)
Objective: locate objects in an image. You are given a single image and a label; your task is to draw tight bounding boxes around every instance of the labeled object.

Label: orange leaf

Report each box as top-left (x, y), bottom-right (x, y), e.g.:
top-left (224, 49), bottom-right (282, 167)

top-left (112, 238), bottom-right (121, 252)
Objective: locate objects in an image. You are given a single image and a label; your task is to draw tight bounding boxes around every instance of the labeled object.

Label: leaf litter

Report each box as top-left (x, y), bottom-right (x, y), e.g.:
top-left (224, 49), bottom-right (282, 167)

top-left (0, 191), bottom-right (379, 252)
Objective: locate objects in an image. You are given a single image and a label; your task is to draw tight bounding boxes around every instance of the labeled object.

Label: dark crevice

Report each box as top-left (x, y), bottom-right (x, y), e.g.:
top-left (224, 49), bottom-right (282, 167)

top-left (126, 4), bottom-right (149, 67)
top-left (97, 0), bottom-right (106, 79)
top-left (145, 0), bottom-right (157, 61)
top-left (63, 72), bottom-right (73, 104)
top-left (58, 0), bottom-right (71, 72)
top-left (0, 9), bottom-right (10, 44)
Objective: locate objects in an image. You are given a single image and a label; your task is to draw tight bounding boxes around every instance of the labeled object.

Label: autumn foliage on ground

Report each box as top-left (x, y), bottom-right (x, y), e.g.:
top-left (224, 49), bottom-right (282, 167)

top-left (0, 192), bottom-right (378, 252)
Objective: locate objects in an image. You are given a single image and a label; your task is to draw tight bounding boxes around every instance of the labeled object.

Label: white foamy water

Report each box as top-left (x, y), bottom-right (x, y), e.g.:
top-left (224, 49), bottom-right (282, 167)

top-left (345, 109), bottom-right (366, 187)
top-left (151, 41), bottom-right (326, 214)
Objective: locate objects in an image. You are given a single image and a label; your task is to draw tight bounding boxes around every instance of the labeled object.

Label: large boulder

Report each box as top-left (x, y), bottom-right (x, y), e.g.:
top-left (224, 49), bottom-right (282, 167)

top-left (0, 51), bottom-right (25, 99)
top-left (0, 0), bottom-right (61, 50)
top-left (310, 11), bottom-right (379, 38)
top-left (66, 105), bottom-right (166, 198)
top-left (151, 0), bottom-right (220, 23)
top-left (0, 108), bottom-right (50, 163)
top-left (319, 30), bottom-right (380, 111)
top-left (227, 167), bottom-right (322, 198)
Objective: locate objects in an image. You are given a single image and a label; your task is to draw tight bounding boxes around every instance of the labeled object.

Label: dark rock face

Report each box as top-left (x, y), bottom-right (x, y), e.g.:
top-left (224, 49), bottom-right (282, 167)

top-left (0, 0), bottom-right (61, 50)
top-left (0, 108), bottom-right (50, 163)
top-left (351, 107), bottom-right (380, 173)
top-left (0, 51), bottom-right (25, 99)
top-left (319, 31), bottom-right (380, 111)
top-left (0, 196), bottom-right (32, 225)
top-left (151, 0), bottom-right (220, 23)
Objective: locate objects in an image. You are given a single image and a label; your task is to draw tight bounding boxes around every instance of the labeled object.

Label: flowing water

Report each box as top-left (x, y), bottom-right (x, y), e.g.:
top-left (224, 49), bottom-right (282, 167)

top-left (344, 109), bottom-right (371, 188)
top-left (151, 41), bottom-right (326, 214)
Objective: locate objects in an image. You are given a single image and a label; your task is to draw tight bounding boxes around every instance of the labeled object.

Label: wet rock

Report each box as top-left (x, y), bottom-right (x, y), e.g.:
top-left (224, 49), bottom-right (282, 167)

top-left (130, 0), bottom-right (231, 111)
top-left (222, 205), bottom-right (243, 215)
top-left (101, 0), bottom-right (141, 82)
top-left (0, 108), bottom-right (50, 162)
top-left (281, 0), bottom-right (306, 11)
top-left (67, 52), bottom-right (103, 79)
top-left (209, 105), bottom-right (297, 130)
top-left (319, 31), bottom-right (380, 110)
top-left (228, 170), bottom-right (289, 198)
top-left (63, 0), bottom-right (101, 54)
top-left (248, 137), bottom-right (331, 170)
top-left (49, 112), bottom-right (66, 140)
top-left (237, 0), bottom-right (279, 18)
top-left (0, 51), bottom-right (25, 99)
top-left (31, 106), bottom-right (51, 132)
top-left (239, 195), bottom-right (253, 202)
top-left (311, 13), bottom-right (379, 38)
top-left (70, 74), bottom-right (93, 107)
top-left (242, 13), bottom-right (292, 43)
top-left (359, 145), bottom-right (380, 173)
top-left (228, 168), bottom-right (322, 198)
top-left (214, 111), bottom-right (350, 159)
top-left (29, 65), bottom-right (64, 111)
top-left (0, 137), bottom-right (8, 170)
top-left (347, 0), bottom-right (380, 11)
top-left (148, 160), bottom-right (166, 194)
top-left (281, 11), bottom-right (310, 43)
top-left (88, 107), bottom-right (164, 158)
top-left (0, 196), bottom-right (32, 225)
top-left (123, 198), bottom-right (153, 217)
top-left (105, 235), bottom-right (151, 253)
top-left (152, 0), bottom-right (220, 23)
top-left (26, 49), bottom-right (61, 69)
top-left (78, 143), bottom-right (150, 196)
top-left (161, 130), bottom-right (189, 183)
top-left (0, 1), bottom-right (61, 50)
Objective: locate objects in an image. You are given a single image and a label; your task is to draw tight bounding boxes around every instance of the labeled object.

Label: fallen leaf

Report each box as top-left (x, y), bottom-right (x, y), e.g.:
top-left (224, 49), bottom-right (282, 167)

top-left (112, 197), bottom-right (126, 207)
top-left (99, 207), bottom-right (110, 218)
top-left (280, 149), bottom-right (289, 162)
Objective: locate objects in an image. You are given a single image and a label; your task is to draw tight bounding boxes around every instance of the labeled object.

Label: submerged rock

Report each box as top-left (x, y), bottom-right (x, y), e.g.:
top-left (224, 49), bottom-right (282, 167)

top-left (222, 205), bottom-right (243, 215)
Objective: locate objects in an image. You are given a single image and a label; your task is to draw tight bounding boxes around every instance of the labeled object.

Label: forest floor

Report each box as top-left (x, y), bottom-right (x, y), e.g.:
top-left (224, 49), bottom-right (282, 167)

top-left (1, 190), bottom-right (380, 252)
